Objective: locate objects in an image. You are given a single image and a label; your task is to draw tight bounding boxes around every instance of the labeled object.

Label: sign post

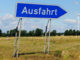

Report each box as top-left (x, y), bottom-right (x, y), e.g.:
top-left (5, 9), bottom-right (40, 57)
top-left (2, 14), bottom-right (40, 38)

top-left (47, 19), bottom-right (51, 54)
top-left (44, 20), bottom-right (49, 54)
top-left (13, 18), bottom-right (22, 57)
top-left (13, 2), bottom-right (67, 57)
top-left (44, 19), bottom-right (51, 54)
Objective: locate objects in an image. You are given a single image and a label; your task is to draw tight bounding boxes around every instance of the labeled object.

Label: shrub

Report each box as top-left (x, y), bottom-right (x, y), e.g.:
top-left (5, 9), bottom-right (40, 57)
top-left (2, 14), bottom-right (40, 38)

top-left (54, 50), bottom-right (62, 57)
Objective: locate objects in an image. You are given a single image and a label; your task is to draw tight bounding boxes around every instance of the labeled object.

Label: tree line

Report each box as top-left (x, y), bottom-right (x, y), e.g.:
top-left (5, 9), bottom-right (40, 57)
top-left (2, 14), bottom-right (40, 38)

top-left (0, 28), bottom-right (80, 37)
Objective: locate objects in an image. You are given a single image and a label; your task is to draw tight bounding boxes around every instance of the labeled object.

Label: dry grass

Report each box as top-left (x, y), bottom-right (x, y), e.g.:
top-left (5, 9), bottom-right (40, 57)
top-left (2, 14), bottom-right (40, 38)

top-left (0, 36), bottom-right (80, 60)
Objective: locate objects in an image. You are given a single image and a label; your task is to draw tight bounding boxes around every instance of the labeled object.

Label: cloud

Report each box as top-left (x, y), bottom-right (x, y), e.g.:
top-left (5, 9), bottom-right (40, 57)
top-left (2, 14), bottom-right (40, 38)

top-left (0, 14), bottom-right (18, 32)
top-left (74, 1), bottom-right (80, 5)
top-left (64, 19), bottom-right (77, 23)
top-left (1, 14), bottom-right (15, 21)
top-left (0, 14), bottom-right (78, 33)
top-left (31, 25), bottom-right (39, 29)
top-left (0, 14), bottom-right (46, 32)
top-left (50, 21), bottom-right (66, 32)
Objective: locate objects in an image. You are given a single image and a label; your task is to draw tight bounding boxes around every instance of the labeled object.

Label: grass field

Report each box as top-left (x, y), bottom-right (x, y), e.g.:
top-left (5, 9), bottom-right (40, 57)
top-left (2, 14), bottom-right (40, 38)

top-left (0, 36), bottom-right (80, 60)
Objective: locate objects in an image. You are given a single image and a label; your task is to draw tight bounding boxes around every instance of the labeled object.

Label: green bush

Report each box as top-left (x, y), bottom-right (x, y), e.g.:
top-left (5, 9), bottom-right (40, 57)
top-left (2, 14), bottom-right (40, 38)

top-left (54, 50), bottom-right (62, 57)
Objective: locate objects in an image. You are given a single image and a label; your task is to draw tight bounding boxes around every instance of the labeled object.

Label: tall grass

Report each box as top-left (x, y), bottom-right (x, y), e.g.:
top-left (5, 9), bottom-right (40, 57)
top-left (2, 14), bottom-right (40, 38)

top-left (0, 36), bottom-right (80, 60)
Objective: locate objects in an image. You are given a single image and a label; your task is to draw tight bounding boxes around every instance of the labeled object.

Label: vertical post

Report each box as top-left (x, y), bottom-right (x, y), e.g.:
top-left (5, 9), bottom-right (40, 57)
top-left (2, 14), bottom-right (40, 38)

top-left (13, 32), bottom-right (18, 57)
top-left (13, 18), bottom-right (22, 57)
top-left (47, 19), bottom-right (51, 54)
top-left (44, 20), bottom-right (50, 54)
top-left (13, 19), bottom-right (20, 57)
top-left (17, 18), bottom-right (22, 57)
top-left (44, 26), bottom-right (47, 54)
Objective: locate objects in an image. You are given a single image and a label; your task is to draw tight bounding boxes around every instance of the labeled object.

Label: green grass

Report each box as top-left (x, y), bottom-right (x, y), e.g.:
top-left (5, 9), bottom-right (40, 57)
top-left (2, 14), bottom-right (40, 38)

top-left (0, 36), bottom-right (80, 60)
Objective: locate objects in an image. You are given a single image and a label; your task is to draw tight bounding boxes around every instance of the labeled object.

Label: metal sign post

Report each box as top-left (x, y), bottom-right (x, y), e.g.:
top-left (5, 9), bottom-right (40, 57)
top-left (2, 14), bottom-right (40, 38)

top-left (44, 19), bottom-right (51, 54)
top-left (47, 19), bottom-right (51, 54)
top-left (17, 18), bottom-right (22, 57)
top-left (44, 20), bottom-right (49, 54)
top-left (13, 18), bottom-right (22, 57)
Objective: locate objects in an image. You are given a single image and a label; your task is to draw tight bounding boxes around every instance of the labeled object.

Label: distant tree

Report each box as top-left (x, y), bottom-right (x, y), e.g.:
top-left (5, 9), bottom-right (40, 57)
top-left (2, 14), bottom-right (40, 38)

top-left (9, 29), bottom-right (17, 36)
top-left (64, 29), bottom-right (79, 36)
top-left (6, 31), bottom-right (10, 36)
top-left (64, 30), bottom-right (69, 35)
top-left (35, 28), bottom-right (43, 36)
top-left (51, 30), bottom-right (56, 36)
top-left (73, 30), bottom-right (76, 35)
top-left (28, 30), bottom-right (35, 36)
top-left (1, 28), bottom-right (80, 36)
top-left (2, 33), bottom-right (7, 37)
top-left (76, 30), bottom-right (80, 35)
top-left (21, 30), bottom-right (27, 36)
top-left (57, 33), bottom-right (64, 36)
top-left (68, 29), bottom-right (73, 35)
top-left (0, 29), bottom-right (2, 36)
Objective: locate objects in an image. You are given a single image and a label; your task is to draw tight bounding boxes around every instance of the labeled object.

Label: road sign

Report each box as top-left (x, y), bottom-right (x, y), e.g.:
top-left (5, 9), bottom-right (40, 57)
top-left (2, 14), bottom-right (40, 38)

top-left (16, 3), bottom-right (67, 18)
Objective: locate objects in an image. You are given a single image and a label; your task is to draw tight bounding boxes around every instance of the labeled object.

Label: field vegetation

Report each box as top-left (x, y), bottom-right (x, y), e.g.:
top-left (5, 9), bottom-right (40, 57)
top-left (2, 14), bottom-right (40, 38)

top-left (0, 36), bottom-right (80, 60)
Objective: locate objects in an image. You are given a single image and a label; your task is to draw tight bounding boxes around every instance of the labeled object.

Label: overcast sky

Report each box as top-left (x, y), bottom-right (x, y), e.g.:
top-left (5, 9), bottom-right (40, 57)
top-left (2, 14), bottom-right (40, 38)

top-left (0, 0), bottom-right (80, 32)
